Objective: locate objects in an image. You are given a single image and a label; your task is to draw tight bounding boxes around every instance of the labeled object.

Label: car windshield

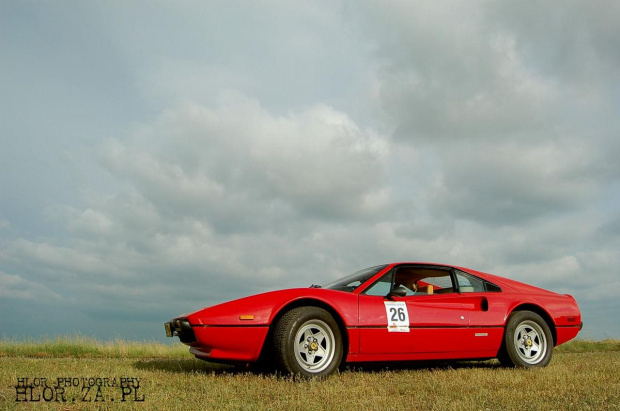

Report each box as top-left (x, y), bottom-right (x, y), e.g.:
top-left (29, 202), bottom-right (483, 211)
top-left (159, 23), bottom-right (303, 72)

top-left (322, 265), bottom-right (388, 292)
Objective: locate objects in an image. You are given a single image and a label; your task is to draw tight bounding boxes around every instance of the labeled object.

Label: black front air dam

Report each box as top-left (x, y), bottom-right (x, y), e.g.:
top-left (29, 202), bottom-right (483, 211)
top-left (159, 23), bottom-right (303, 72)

top-left (164, 318), bottom-right (197, 344)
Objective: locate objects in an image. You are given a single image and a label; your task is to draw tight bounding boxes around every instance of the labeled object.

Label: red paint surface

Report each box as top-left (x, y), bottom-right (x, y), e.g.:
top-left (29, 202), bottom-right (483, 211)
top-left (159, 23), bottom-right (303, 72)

top-left (171, 262), bottom-right (582, 365)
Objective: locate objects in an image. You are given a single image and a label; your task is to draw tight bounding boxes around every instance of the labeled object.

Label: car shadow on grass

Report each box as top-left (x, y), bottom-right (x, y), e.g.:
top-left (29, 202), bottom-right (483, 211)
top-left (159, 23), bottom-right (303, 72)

top-left (133, 358), bottom-right (242, 375)
top-left (344, 359), bottom-right (502, 374)
top-left (133, 357), bottom-right (501, 377)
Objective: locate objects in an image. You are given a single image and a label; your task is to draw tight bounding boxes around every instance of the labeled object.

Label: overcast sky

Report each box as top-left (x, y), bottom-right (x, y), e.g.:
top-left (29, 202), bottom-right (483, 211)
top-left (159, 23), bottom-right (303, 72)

top-left (1, 1), bottom-right (619, 341)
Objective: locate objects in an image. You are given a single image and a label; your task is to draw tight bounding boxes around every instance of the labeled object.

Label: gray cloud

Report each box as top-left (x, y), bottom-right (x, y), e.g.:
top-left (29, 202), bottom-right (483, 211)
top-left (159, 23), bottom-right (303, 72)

top-left (355, 1), bottom-right (554, 143)
top-left (0, 271), bottom-right (64, 302)
top-left (427, 140), bottom-right (601, 225)
top-left (1, 1), bottom-right (618, 340)
top-left (486, 0), bottom-right (620, 89)
top-left (98, 95), bottom-right (389, 228)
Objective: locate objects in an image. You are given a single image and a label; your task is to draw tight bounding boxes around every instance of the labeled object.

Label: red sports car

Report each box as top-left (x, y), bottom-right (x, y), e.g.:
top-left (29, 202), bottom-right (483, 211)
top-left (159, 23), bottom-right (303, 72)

top-left (165, 262), bottom-right (582, 377)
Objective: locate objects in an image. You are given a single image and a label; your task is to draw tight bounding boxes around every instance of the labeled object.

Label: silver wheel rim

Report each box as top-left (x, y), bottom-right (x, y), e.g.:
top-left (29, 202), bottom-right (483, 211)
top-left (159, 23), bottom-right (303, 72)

top-left (294, 319), bottom-right (335, 373)
top-left (513, 320), bottom-right (547, 364)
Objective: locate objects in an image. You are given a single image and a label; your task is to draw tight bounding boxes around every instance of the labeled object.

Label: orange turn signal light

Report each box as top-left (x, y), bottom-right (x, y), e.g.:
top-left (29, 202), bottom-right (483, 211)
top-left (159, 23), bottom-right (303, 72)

top-left (239, 315), bottom-right (254, 320)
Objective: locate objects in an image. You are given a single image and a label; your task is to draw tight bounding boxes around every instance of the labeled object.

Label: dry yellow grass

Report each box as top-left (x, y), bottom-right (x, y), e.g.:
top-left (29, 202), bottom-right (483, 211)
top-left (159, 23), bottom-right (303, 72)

top-left (0, 339), bottom-right (618, 410)
top-left (0, 336), bottom-right (188, 359)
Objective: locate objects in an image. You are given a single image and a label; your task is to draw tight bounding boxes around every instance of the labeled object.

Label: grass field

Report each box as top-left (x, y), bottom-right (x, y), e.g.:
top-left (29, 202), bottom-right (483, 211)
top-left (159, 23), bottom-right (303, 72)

top-left (1, 337), bottom-right (619, 410)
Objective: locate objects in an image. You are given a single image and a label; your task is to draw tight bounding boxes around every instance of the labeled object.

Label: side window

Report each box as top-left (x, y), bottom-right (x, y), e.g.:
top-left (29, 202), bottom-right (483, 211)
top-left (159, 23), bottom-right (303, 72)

top-left (394, 266), bottom-right (454, 296)
top-left (395, 267), bottom-right (455, 295)
top-left (363, 272), bottom-right (393, 296)
top-left (456, 271), bottom-right (486, 293)
top-left (363, 267), bottom-right (466, 296)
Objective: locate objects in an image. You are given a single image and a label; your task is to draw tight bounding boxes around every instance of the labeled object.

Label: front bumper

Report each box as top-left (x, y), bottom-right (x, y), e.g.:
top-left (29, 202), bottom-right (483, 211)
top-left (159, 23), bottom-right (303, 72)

top-left (165, 319), bottom-right (269, 362)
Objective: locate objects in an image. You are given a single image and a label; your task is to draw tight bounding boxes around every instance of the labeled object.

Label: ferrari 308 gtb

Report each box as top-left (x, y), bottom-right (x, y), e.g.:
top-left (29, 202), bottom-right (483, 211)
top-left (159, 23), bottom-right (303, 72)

top-left (165, 262), bottom-right (582, 377)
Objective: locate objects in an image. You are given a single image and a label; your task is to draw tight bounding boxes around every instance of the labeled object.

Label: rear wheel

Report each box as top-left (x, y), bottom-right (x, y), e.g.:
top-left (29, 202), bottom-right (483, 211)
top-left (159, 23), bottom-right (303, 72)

top-left (499, 311), bottom-right (553, 367)
top-left (273, 306), bottom-right (343, 378)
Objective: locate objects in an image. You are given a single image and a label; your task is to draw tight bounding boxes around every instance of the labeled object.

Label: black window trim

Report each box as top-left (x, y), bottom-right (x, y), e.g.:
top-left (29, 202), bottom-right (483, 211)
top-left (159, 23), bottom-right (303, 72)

top-left (361, 264), bottom-right (456, 296)
top-left (358, 264), bottom-right (503, 296)
top-left (452, 269), bottom-right (503, 293)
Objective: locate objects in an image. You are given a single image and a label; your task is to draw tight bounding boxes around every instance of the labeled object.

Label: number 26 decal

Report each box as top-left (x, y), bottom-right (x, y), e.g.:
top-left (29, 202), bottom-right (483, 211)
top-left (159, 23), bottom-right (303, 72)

top-left (384, 301), bottom-right (410, 332)
top-left (389, 306), bottom-right (406, 322)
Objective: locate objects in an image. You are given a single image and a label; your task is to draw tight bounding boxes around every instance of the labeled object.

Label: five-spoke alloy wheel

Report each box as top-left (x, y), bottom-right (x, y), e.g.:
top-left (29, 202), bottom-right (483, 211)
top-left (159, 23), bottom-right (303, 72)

top-left (273, 306), bottom-right (343, 378)
top-left (499, 310), bottom-right (553, 368)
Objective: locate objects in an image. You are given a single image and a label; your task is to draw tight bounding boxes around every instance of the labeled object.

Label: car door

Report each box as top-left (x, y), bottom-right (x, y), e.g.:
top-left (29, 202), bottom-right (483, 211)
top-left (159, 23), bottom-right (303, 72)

top-left (358, 294), bottom-right (470, 354)
top-left (357, 266), bottom-right (471, 354)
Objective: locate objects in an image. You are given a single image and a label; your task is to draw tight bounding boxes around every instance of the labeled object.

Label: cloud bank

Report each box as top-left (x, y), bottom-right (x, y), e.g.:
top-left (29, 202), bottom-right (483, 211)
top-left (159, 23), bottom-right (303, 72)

top-left (1, 1), bottom-right (618, 339)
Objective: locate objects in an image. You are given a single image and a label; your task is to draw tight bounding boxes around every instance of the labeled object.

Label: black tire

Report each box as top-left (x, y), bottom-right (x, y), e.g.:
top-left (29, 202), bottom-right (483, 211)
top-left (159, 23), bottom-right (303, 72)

top-left (273, 306), bottom-right (343, 378)
top-left (499, 311), bottom-right (553, 368)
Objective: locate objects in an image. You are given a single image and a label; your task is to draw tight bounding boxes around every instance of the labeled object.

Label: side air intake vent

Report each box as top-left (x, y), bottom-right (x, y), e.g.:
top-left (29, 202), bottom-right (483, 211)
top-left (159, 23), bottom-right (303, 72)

top-left (485, 281), bottom-right (502, 292)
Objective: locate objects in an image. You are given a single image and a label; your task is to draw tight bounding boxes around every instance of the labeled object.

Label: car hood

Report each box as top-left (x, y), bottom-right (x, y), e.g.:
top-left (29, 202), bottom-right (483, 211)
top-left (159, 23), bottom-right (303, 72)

top-left (183, 288), bottom-right (358, 326)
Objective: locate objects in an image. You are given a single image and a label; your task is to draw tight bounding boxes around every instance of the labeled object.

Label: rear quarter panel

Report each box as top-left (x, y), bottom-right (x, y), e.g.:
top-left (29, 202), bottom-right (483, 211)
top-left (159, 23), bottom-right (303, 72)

top-left (459, 267), bottom-right (582, 346)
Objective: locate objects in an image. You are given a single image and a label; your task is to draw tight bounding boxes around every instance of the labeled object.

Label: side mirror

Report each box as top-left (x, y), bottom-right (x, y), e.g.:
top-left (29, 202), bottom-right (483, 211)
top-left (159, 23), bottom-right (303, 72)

top-left (387, 285), bottom-right (407, 299)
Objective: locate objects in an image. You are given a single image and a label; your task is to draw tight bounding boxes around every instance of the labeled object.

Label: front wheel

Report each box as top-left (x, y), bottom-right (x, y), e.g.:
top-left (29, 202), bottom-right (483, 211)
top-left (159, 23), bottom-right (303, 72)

top-left (499, 311), bottom-right (553, 367)
top-left (273, 306), bottom-right (343, 378)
